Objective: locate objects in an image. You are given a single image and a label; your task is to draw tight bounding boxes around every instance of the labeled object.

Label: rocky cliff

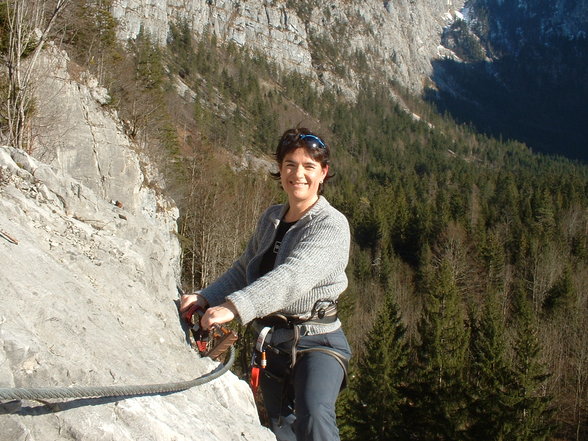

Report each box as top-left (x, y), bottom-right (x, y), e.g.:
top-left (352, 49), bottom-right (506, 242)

top-left (112, 0), bottom-right (467, 96)
top-left (109, 0), bottom-right (588, 161)
top-left (0, 47), bottom-right (274, 441)
top-left (431, 0), bottom-right (588, 161)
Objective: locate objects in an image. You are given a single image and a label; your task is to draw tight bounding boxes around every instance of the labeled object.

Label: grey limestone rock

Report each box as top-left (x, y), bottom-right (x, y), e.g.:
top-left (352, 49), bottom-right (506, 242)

top-left (111, 0), bottom-right (468, 96)
top-left (0, 48), bottom-right (274, 441)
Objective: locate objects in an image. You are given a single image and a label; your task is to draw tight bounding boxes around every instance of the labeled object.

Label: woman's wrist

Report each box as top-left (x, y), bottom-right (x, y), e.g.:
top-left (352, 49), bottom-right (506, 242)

top-left (221, 300), bottom-right (238, 316)
top-left (193, 292), bottom-right (209, 308)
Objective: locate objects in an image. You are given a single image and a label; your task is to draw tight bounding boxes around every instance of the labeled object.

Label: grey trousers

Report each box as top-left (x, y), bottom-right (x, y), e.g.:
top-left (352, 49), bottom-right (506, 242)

top-left (259, 328), bottom-right (351, 441)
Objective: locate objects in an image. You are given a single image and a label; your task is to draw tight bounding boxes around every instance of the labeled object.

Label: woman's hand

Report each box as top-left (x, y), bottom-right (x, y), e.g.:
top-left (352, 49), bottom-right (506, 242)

top-left (200, 301), bottom-right (238, 330)
top-left (179, 293), bottom-right (208, 318)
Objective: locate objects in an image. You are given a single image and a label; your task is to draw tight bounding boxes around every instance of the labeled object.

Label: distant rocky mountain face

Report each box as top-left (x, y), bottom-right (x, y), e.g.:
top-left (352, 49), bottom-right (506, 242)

top-left (112, 0), bottom-right (467, 97)
top-left (430, 0), bottom-right (588, 161)
top-left (465, 0), bottom-right (588, 55)
top-left (112, 0), bottom-right (587, 161)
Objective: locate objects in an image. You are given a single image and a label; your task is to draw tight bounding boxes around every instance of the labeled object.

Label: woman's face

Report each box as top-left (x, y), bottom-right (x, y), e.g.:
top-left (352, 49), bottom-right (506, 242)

top-left (280, 147), bottom-right (328, 207)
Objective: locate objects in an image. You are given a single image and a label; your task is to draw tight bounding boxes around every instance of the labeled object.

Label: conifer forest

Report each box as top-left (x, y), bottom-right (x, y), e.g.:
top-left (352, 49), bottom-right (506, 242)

top-left (2, 2), bottom-right (587, 440)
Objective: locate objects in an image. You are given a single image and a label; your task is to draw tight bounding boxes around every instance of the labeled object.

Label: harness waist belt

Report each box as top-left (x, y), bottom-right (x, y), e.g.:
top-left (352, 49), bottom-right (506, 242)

top-left (255, 300), bottom-right (338, 330)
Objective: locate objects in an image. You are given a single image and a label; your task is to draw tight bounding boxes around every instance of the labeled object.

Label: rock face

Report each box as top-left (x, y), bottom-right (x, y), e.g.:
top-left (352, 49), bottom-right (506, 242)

top-left (112, 0), bottom-right (467, 95)
top-left (431, 0), bottom-right (588, 161)
top-left (0, 49), bottom-right (274, 441)
top-left (464, 0), bottom-right (588, 55)
top-left (109, 0), bottom-right (588, 161)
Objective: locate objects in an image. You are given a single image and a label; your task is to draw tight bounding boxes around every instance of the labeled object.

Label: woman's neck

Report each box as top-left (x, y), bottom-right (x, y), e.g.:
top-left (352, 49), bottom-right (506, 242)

top-left (284, 196), bottom-right (319, 222)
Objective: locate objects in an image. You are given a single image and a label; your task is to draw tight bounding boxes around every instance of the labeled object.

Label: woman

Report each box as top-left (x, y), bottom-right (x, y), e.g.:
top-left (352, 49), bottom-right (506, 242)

top-left (180, 127), bottom-right (351, 441)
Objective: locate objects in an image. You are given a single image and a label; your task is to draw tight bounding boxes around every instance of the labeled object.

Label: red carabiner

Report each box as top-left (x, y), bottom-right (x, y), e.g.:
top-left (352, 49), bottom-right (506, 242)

top-left (183, 304), bottom-right (204, 324)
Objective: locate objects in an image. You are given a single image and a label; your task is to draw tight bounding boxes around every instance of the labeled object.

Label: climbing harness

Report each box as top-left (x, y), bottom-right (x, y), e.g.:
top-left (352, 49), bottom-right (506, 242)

top-left (249, 325), bottom-right (271, 392)
top-left (248, 299), bottom-right (348, 394)
top-left (247, 300), bottom-right (349, 432)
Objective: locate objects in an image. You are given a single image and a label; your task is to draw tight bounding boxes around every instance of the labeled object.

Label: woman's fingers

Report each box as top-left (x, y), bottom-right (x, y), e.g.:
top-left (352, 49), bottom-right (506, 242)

top-left (200, 302), bottom-right (237, 330)
top-left (179, 294), bottom-right (198, 312)
top-left (179, 293), bottom-right (208, 312)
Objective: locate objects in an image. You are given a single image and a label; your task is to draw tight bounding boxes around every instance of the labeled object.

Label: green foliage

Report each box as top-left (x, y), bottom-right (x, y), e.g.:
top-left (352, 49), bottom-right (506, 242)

top-left (0, 2), bottom-right (37, 57)
top-left (167, 20), bottom-right (193, 78)
top-left (507, 290), bottom-right (555, 440)
top-left (467, 292), bottom-right (516, 440)
top-left (338, 296), bottom-right (409, 441)
top-left (443, 19), bottom-right (486, 62)
top-left (542, 269), bottom-right (574, 314)
top-left (165, 25), bottom-right (283, 154)
top-left (132, 26), bottom-right (166, 90)
top-left (0, 4), bottom-right (8, 55)
top-left (308, 30), bottom-right (347, 77)
top-left (403, 258), bottom-right (471, 440)
top-left (285, 0), bottom-right (316, 23)
top-left (59, 0), bottom-right (119, 68)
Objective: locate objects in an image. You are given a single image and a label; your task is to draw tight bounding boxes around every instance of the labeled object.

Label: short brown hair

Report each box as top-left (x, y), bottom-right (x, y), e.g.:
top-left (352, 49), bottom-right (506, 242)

top-left (271, 127), bottom-right (333, 194)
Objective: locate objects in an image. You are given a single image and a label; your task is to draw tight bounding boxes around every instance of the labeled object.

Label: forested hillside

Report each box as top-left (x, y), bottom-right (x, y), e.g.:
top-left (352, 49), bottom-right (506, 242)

top-left (3, 2), bottom-right (587, 440)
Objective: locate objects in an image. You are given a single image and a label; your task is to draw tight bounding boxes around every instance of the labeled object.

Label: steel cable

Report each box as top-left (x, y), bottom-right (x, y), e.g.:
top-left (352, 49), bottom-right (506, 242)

top-left (0, 346), bottom-right (235, 401)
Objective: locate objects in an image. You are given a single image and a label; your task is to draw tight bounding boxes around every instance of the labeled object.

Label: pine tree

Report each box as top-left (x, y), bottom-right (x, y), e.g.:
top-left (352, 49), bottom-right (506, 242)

top-left (479, 229), bottom-right (506, 294)
top-left (466, 291), bottom-right (514, 440)
top-left (338, 296), bottom-right (409, 441)
top-left (403, 258), bottom-right (471, 440)
top-left (133, 26), bottom-right (166, 90)
top-left (507, 290), bottom-right (555, 441)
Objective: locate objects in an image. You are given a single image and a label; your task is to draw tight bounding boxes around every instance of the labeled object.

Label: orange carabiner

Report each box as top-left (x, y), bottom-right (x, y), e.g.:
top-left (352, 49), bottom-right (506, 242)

top-left (250, 366), bottom-right (260, 393)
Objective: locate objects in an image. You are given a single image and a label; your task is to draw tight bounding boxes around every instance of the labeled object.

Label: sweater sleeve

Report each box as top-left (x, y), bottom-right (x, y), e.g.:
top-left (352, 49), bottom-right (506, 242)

top-left (199, 208), bottom-right (270, 307)
top-left (226, 209), bottom-right (350, 324)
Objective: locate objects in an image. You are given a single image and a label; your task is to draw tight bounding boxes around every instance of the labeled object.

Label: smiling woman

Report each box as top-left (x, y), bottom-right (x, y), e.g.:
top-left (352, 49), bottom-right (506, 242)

top-left (180, 127), bottom-right (351, 441)
top-left (277, 132), bottom-right (330, 222)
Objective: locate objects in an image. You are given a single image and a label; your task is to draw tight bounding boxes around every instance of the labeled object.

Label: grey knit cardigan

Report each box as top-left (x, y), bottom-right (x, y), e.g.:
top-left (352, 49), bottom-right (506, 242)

top-left (200, 196), bottom-right (351, 335)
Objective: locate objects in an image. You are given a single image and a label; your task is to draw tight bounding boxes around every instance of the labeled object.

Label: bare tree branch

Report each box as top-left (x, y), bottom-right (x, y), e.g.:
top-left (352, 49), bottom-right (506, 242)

top-left (3, 0), bottom-right (69, 151)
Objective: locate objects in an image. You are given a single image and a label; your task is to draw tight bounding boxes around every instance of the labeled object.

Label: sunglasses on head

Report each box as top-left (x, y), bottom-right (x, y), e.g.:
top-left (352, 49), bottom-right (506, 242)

top-left (299, 134), bottom-right (327, 150)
